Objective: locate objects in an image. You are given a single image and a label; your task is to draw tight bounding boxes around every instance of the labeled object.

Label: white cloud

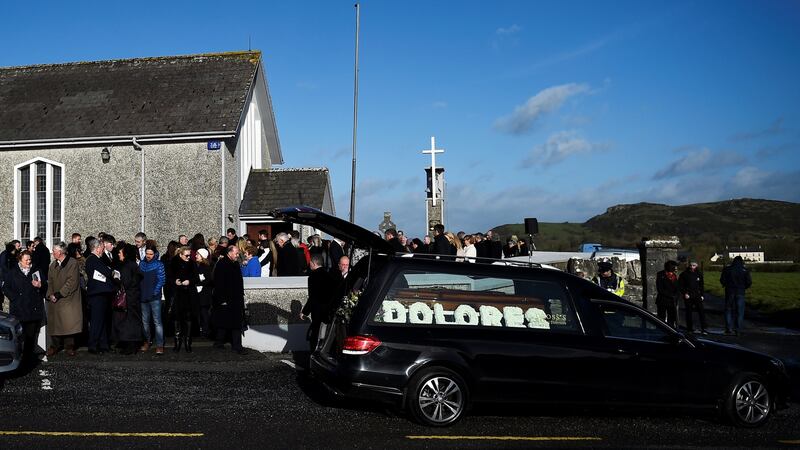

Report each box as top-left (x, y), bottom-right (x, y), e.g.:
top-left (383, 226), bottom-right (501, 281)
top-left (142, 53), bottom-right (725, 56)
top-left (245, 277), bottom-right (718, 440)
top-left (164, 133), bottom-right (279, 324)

top-left (521, 130), bottom-right (603, 167)
top-left (731, 166), bottom-right (771, 189)
top-left (432, 101), bottom-right (448, 109)
top-left (496, 24), bottom-right (522, 35)
top-left (494, 83), bottom-right (590, 134)
top-left (653, 148), bottom-right (746, 180)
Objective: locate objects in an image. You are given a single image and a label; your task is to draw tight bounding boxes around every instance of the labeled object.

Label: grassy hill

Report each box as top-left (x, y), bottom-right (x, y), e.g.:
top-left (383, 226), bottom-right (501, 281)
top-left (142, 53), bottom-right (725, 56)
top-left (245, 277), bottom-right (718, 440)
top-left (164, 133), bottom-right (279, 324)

top-left (492, 198), bottom-right (800, 262)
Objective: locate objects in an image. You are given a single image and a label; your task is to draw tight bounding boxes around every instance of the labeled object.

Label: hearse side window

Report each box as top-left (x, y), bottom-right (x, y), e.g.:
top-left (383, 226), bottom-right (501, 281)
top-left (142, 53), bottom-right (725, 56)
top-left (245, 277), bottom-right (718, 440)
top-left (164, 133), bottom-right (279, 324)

top-left (371, 269), bottom-right (579, 332)
top-left (597, 303), bottom-right (670, 343)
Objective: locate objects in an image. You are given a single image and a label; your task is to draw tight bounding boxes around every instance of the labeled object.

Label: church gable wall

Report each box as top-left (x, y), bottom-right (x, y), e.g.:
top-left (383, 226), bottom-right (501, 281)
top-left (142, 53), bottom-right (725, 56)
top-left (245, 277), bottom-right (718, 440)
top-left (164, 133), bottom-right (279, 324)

top-left (0, 141), bottom-right (224, 248)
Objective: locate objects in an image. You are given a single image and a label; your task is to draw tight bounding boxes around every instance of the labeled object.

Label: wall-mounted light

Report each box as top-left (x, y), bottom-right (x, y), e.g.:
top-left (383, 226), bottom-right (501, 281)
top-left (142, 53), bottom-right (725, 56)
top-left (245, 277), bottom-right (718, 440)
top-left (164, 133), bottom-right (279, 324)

top-left (227, 214), bottom-right (234, 222)
top-left (101, 147), bottom-right (110, 163)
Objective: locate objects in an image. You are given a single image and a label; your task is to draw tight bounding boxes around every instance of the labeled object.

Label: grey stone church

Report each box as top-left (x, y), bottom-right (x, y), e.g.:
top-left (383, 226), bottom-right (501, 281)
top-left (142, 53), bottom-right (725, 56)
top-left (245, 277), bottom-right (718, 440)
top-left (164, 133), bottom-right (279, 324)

top-left (0, 51), bottom-right (333, 248)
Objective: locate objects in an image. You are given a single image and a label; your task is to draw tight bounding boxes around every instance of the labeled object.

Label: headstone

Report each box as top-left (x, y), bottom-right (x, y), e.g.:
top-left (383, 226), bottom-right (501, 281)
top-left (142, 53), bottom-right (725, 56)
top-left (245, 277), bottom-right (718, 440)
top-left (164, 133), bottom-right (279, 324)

top-left (639, 236), bottom-right (680, 314)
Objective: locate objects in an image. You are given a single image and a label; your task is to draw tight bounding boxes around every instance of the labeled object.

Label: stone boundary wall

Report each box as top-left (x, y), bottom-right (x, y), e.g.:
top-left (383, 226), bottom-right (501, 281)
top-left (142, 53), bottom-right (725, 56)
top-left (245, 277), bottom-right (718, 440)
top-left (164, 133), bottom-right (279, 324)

top-left (567, 257), bottom-right (643, 306)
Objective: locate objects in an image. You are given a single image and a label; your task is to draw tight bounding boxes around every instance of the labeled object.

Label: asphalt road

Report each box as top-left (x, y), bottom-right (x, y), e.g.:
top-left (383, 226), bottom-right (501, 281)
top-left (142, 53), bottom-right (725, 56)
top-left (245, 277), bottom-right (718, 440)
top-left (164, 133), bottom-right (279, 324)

top-left (1, 335), bottom-right (799, 450)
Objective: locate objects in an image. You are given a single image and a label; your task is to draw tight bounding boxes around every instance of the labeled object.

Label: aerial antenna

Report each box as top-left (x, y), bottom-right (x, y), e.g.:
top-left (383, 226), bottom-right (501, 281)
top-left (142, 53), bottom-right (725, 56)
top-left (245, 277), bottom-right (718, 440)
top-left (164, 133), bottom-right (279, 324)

top-left (349, 3), bottom-right (361, 223)
top-left (248, 35), bottom-right (251, 51)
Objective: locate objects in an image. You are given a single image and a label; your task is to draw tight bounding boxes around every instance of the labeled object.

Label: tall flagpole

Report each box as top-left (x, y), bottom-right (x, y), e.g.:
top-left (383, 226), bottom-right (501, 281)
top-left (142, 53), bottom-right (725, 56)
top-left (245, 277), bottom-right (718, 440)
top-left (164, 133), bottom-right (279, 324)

top-left (349, 3), bottom-right (360, 223)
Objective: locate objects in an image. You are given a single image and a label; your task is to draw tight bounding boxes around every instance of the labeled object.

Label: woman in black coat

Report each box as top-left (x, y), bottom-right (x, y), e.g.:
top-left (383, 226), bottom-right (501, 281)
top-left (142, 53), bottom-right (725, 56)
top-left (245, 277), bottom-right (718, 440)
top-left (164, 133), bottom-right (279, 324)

top-left (160, 240), bottom-right (179, 335)
top-left (195, 248), bottom-right (214, 339)
top-left (211, 246), bottom-right (246, 354)
top-left (170, 246), bottom-right (199, 352)
top-left (656, 260), bottom-right (680, 328)
top-left (112, 244), bottom-right (143, 354)
top-left (2, 250), bottom-right (44, 363)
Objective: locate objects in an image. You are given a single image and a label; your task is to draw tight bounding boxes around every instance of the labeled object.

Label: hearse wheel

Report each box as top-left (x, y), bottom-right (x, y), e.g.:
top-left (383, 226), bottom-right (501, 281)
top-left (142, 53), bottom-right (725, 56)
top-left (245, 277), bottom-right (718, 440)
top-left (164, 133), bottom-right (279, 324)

top-left (408, 367), bottom-right (467, 426)
top-left (725, 373), bottom-right (772, 428)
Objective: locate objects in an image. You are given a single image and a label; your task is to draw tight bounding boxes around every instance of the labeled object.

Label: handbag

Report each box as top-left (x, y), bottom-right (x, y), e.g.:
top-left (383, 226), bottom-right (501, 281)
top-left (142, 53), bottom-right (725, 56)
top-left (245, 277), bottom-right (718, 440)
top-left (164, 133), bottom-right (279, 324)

top-left (113, 286), bottom-right (127, 310)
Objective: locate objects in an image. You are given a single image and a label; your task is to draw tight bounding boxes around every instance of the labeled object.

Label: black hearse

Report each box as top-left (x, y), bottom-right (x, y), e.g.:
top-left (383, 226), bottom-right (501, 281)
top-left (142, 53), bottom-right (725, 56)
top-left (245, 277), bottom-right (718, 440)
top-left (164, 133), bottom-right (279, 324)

top-left (272, 206), bottom-right (790, 427)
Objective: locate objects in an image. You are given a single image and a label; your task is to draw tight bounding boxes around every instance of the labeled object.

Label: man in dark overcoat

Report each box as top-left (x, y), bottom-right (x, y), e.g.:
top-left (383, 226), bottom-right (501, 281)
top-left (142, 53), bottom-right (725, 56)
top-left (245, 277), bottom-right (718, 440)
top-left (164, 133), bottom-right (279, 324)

top-left (275, 233), bottom-right (301, 277)
top-left (301, 254), bottom-right (334, 352)
top-left (679, 260), bottom-right (707, 334)
top-left (656, 260), bottom-right (680, 328)
top-left (32, 237), bottom-right (51, 282)
top-left (431, 224), bottom-right (452, 256)
top-left (328, 238), bottom-right (345, 270)
top-left (211, 245), bottom-right (246, 354)
top-left (85, 239), bottom-right (116, 354)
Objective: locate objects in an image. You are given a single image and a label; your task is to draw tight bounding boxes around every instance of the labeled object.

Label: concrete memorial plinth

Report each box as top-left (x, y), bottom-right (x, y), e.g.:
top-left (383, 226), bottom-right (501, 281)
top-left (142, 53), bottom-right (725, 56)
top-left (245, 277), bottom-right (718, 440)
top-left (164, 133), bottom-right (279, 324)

top-left (639, 236), bottom-right (680, 314)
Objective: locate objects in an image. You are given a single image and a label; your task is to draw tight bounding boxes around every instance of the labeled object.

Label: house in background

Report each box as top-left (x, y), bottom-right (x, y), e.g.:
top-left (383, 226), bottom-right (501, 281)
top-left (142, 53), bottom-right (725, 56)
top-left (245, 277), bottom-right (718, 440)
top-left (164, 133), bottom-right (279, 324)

top-left (0, 51), bottom-right (332, 248)
top-left (725, 246), bottom-right (765, 263)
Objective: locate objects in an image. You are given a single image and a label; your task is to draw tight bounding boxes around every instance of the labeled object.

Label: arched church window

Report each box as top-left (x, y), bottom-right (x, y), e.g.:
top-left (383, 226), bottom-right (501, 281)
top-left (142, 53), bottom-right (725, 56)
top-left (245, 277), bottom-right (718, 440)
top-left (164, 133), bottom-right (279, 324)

top-left (14, 158), bottom-right (64, 248)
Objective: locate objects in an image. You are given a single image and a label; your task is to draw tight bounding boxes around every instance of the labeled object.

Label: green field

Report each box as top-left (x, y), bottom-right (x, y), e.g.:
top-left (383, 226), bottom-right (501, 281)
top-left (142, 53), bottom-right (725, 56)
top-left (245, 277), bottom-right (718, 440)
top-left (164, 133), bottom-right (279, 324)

top-left (705, 271), bottom-right (800, 313)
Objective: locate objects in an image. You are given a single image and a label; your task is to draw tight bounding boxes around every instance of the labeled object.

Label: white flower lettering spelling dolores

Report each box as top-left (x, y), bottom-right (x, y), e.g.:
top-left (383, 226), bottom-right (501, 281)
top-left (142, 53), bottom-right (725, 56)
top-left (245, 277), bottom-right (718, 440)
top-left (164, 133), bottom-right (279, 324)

top-left (381, 300), bottom-right (407, 323)
top-left (525, 307), bottom-right (550, 329)
top-left (380, 300), bottom-right (551, 329)
top-left (408, 302), bottom-right (434, 324)
top-left (502, 306), bottom-right (526, 328)
top-left (479, 305), bottom-right (503, 327)
top-left (454, 305), bottom-right (480, 325)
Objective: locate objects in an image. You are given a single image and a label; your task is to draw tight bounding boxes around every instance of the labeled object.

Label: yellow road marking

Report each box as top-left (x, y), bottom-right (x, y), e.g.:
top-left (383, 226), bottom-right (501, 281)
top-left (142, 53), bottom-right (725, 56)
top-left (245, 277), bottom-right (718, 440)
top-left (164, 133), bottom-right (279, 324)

top-left (0, 431), bottom-right (203, 438)
top-left (406, 435), bottom-right (601, 441)
top-left (779, 441), bottom-right (800, 445)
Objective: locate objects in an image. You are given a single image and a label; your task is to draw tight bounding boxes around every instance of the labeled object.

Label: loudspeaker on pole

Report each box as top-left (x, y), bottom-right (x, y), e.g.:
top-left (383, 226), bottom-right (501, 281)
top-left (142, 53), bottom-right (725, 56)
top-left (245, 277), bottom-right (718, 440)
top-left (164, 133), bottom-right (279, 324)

top-left (524, 218), bottom-right (539, 235)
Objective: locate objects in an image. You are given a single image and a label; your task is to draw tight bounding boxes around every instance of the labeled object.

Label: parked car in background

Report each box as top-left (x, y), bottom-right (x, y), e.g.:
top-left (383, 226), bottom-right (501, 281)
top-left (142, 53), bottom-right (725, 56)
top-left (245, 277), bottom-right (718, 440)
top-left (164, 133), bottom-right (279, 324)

top-left (272, 206), bottom-right (791, 428)
top-left (0, 311), bottom-right (23, 375)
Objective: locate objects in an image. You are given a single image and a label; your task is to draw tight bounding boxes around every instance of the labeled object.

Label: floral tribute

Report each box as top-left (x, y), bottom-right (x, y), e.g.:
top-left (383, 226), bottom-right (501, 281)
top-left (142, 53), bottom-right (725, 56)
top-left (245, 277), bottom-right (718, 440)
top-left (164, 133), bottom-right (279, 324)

top-left (335, 291), bottom-right (361, 324)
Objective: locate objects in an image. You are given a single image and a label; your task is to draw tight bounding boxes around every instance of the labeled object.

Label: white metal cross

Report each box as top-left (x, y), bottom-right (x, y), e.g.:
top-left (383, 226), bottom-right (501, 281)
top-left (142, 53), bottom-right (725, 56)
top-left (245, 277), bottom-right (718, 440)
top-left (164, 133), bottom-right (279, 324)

top-left (422, 136), bottom-right (444, 206)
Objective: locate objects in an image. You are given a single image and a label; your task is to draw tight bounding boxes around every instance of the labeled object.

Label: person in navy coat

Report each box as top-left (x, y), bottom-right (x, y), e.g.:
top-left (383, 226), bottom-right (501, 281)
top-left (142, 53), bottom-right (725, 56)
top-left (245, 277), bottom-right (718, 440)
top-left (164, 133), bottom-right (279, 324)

top-left (84, 239), bottom-right (116, 354)
top-left (2, 250), bottom-right (44, 363)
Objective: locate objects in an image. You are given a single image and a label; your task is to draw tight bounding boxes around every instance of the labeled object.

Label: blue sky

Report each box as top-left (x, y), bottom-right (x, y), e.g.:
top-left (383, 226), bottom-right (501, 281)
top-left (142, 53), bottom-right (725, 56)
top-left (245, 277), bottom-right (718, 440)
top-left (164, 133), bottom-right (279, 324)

top-left (3, 0), bottom-right (799, 236)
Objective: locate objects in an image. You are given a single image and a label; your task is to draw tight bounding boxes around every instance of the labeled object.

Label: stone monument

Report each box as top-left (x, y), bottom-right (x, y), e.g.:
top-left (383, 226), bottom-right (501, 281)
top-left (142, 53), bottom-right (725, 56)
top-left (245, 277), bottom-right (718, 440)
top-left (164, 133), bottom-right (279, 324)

top-left (378, 211), bottom-right (396, 234)
top-left (639, 236), bottom-right (681, 314)
top-left (422, 136), bottom-right (445, 232)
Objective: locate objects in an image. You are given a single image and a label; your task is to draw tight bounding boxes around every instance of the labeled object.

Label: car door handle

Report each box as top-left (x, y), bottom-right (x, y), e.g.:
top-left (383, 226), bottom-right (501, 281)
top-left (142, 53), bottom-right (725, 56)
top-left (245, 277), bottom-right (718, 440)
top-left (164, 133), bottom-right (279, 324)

top-left (616, 348), bottom-right (639, 357)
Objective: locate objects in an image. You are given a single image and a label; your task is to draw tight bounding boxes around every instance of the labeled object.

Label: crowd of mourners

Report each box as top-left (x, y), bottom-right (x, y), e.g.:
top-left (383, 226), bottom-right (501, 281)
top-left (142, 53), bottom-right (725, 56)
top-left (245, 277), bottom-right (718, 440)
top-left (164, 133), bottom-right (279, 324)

top-left (0, 223), bottom-right (525, 362)
top-left (380, 224), bottom-right (530, 261)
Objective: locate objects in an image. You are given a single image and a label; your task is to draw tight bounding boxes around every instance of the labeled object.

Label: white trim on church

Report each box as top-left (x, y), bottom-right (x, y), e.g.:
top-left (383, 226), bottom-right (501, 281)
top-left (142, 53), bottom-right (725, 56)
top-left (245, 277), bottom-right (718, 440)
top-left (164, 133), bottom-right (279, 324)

top-left (13, 157), bottom-right (66, 249)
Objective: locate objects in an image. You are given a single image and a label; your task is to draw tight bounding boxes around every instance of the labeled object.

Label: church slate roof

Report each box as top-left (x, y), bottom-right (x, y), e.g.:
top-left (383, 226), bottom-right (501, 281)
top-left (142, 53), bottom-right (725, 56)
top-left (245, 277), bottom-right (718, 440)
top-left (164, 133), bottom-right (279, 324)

top-left (0, 51), bottom-right (261, 142)
top-left (240, 168), bottom-right (331, 215)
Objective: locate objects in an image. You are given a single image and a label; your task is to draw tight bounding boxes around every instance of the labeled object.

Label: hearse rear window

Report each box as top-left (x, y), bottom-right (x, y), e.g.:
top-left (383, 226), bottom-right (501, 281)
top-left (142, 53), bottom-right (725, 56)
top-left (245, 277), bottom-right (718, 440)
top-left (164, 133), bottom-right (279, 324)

top-left (371, 270), bottom-right (578, 332)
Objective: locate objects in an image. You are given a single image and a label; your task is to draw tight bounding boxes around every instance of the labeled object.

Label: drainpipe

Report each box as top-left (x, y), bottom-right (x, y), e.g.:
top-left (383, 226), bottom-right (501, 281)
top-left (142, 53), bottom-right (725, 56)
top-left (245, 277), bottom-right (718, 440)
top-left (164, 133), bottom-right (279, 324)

top-left (132, 137), bottom-right (145, 233)
top-left (221, 142), bottom-right (226, 236)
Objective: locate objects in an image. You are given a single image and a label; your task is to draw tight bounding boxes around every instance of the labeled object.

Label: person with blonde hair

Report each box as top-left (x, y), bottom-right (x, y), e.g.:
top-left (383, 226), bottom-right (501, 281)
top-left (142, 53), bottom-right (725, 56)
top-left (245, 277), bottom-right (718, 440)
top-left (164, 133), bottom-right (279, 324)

top-left (445, 232), bottom-right (462, 259)
top-left (195, 248), bottom-right (213, 338)
top-left (169, 246), bottom-right (199, 352)
top-left (207, 237), bottom-right (218, 257)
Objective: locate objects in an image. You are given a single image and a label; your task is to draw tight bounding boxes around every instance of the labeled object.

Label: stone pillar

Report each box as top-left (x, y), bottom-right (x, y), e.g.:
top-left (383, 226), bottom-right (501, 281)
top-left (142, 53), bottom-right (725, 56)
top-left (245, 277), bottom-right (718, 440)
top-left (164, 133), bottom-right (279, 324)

top-left (639, 236), bottom-right (680, 314)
